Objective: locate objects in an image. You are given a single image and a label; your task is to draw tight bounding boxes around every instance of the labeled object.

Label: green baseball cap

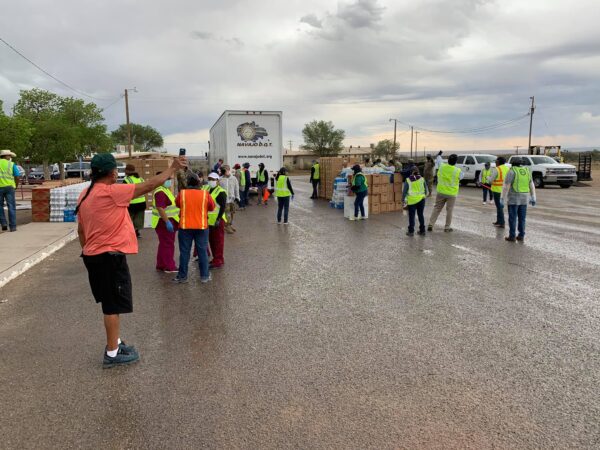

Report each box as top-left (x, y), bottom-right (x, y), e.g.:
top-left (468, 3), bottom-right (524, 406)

top-left (90, 153), bottom-right (117, 172)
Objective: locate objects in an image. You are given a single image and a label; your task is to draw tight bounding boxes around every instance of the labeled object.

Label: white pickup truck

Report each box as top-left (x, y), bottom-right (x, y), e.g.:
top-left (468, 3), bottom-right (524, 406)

top-left (507, 155), bottom-right (577, 188)
top-left (455, 154), bottom-right (497, 186)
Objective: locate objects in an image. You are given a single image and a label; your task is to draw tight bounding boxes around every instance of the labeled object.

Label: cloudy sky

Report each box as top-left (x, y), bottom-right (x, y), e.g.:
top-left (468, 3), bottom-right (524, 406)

top-left (1, 0), bottom-right (599, 155)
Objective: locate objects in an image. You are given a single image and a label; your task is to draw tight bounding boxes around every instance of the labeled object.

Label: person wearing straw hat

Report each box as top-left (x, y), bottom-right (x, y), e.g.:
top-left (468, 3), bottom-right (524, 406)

top-left (123, 164), bottom-right (146, 238)
top-left (0, 149), bottom-right (20, 232)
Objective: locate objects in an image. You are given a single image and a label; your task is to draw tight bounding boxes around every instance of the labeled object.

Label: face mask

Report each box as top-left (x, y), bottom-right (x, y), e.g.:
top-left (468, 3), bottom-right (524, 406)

top-left (164, 180), bottom-right (172, 188)
top-left (208, 180), bottom-right (217, 188)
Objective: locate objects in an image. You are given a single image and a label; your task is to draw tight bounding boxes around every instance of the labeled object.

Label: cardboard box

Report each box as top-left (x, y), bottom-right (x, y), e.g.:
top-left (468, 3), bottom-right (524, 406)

top-left (393, 202), bottom-right (402, 211)
top-left (369, 194), bottom-right (380, 205)
top-left (380, 192), bottom-right (392, 203)
top-left (394, 192), bottom-right (404, 203)
top-left (370, 203), bottom-right (381, 214)
top-left (393, 183), bottom-right (403, 193)
top-left (365, 174), bottom-right (373, 187)
top-left (386, 184), bottom-right (394, 195)
top-left (393, 174), bottom-right (403, 184)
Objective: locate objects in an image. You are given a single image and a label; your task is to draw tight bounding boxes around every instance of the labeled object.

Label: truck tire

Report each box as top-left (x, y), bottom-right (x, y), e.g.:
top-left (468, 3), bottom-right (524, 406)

top-left (460, 179), bottom-right (469, 186)
top-left (533, 173), bottom-right (544, 188)
top-left (559, 184), bottom-right (571, 189)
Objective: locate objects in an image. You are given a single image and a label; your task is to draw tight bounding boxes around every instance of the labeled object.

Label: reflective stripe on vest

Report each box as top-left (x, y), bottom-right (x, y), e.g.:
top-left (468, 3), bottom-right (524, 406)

top-left (125, 176), bottom-right (146, 204)
top-left (275, 175), bottom-right (291, 197)
top-left (257, 169), bottom-right (266, 183)
top-left (491, 165), bottom-right (509, 193)
top-left (406, 177), bottom-right (426, 205)
top-left (0, 159), bottom-right (16, 188)
top-left (151, 186), bottom-right (180, 228)
top-left (179, 189), bottom-right (209, 229)
top-left (436, 164), bottom-right (461, 196)
top-left (239, 168), bottom-right (246, 187)
top-left (313, 163), bottom-right (320, 180)
top-left (208, 186), bottom-right (228, 226)
top-left (511, 167), bottom-right (531, 193)
top-left (352, 173), bottom-right (368, 187)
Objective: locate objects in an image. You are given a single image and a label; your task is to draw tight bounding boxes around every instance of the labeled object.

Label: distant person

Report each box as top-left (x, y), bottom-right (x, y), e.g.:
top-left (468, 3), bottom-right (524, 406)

top-left (434, 151), bottom-right (443, 172)
top-left (239, 162), bottom-right (251, 209)
top-left (402, 166), bottom-right (428, 236)
top-left (173, 175), bottom-right (215, 283)
top-left (123, 164), bottom-right (145, 238)
top-left (275, 167), bottom-right (294, 224)
top-left (152, 172), bottom-right (180, 273)
top-left (0, 149), bottom-right (20, 232)
top-left (502, 157), bottom-right (536, 242)
top-left (423, 155), bottom-right (435, 197)
top-left (428, 154), bottom-right (463, 232)
top-left (76, 153), bottom-right (186, 367)
top-left (401, 159), bottom-right (416, 180)
top-left (213, 158), bottom-right (223, 173)
top-left (256, 163), bottom-right (269, 205)
top-left (310, 159), bottom-right (320, 199)
top-left (349, 164), bottom-right (368, 221)
top-left (219, 165), bottom-right (240, 234)
top-left (207, 172), bottom-right (228, 269)
top-left (364, 158), bottom-right (373, 168)
top-left (479, 162), bottom-right (493, 205)
top-left (488, 156), bottom-right (509, 228)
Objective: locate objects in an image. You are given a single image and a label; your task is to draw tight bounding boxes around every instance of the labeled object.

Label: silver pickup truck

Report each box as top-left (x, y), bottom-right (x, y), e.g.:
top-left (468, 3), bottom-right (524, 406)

top-left (508, 155), bottom-right (577, 188)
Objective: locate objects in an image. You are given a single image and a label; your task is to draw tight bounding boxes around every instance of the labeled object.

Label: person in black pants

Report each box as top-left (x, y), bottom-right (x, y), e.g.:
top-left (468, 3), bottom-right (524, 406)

top-left (402, 166), bottom-right (429, 236)
top-left (275, 167), bottom-right (294, 224)
top-left (309, 160), bottom-right (320, 199)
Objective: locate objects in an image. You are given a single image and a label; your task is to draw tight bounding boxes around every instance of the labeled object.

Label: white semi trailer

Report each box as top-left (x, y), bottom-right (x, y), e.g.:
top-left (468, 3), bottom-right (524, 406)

top-left (209, 110), bottom-right (283, 181)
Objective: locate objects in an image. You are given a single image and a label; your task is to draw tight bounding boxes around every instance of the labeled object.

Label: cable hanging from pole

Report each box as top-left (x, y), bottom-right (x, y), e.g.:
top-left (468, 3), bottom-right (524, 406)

top-left (395, 113), bottom-right (530, 135)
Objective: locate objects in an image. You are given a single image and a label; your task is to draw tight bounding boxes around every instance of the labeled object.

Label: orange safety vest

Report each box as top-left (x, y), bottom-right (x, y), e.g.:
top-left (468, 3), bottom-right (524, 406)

top-left (178, 189), bottom-right (212, 230)
top-left (491, 165), bottom-right (509, 193)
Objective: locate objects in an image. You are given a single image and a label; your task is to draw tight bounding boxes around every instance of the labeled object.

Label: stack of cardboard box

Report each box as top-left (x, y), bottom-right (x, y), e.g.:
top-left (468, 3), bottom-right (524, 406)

top-left (31, 187), bottom-right (51, 222)
top-left (318, 157), bottom-right (345, 200)
top-left (358, 173), bottom-right (404, 215)
top-left (121, 158), bottom-right (173, 208)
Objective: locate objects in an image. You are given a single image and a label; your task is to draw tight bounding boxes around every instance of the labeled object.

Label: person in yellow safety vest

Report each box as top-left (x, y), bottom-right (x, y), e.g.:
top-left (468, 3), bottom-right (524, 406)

top-left (478, 162), bottom-right (493, 205)
top-left (256, 163), bottom-right (269, 206)
top-left (275, 167), bottom-right (295, 224)
top-left (124, 164), bottom-right (146, 238)
top-left (487, 156), bottom-right (509, 228)
top-left (152, 175), bottom-right (180, 272)
top-left (237, 162), bottom-right (251, 209)
top-left (428, 154), bottom-right (463, 232)
top-left (501, 157), bottom-right (537, 242)
top-left (207, 172), bottom-right (228, 269)
top-left (349, 164), bottom-right (368, 221)
top-left (309, 160), bottom-right (320, 199)
top-left (402, 166), bottom-right (429, 236)
top-left (0, 149), bottom-right (20, 232)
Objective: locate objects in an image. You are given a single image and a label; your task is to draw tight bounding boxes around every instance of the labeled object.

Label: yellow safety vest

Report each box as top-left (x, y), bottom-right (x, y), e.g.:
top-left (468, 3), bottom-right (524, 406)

top-left (208, 186), bottom-right (228, 226)
top-left (257, 169), bottom-right (266, 183)
top-left (0, 159), bottom-right (16, 188)
top-left (491, 165), bottom-right (509, 193)
top-left (406, 177), bottom-right (426, 205)
top-left (480, 168), bottom-right (492, 184)
top-left (239, 168), bottom-right (247, 188)
top-left (151, 186), bottom-right (180, 228)
top-left (352, 173), bottom-right (368, 187)
top-left (436, 164), bottom-right (461, 196)
top-left (312, 163), bottom-right (320, 180)
top-left (511, 167), bottom-right (531, 193)
top-left (275, 175), bottom-right (291, 197)
top-left (124, 175), bottom-right (146, 204)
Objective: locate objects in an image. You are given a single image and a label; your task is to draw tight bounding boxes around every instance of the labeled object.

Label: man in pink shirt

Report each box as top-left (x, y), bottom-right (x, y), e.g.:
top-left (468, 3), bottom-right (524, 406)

top-left (77, 153), bottom-right (186, 368)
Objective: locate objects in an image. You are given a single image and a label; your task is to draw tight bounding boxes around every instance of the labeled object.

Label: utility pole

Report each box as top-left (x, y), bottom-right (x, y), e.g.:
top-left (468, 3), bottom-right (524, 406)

top-left (389, 119), bottom-right (398, 149)
top-left (410, 126), bottom-right (414, 158)
top-left (124, 88), bottom-right (137, 157)
top-left (514, 145), bottom-right (521, 155)
top-left (414, 131), bottom-right (419, 160)
top-left (527, 96), bottom-right (535, 154)
top-left (288, 140), bottom-right (293, 152)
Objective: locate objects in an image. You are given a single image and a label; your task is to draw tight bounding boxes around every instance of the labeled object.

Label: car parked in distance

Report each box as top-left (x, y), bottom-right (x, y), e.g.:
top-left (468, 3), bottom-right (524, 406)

top-left (66, 162), bottom-right (91, 180)
top-left (28, 166), bottom-right (46, 184)
top-left (507, 155), bottom-right (577, 188)
top-left (455, 154), bottom-right (497, 185)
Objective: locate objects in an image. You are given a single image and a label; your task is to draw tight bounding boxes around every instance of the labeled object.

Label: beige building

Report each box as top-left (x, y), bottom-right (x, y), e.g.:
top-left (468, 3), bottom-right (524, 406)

top-left (283, 145), bottom-right (374, 170)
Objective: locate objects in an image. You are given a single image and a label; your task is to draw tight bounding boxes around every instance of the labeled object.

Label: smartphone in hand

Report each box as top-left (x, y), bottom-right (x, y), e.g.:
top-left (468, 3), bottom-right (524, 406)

top-left (179, 148), bottom-right (186, 156)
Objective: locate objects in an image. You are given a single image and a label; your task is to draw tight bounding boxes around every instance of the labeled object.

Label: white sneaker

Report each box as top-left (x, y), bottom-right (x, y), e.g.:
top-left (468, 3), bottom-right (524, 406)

top-left (283, 222), bottom-right (289, 225)
top-left (349, 216), bottom-right (357, 221)
top-left (359, 216), bottom-right (367, 220)
top-left (277, 221), bottom-right (282, 225)
top-left (482, 201), bottom-right (486, 205)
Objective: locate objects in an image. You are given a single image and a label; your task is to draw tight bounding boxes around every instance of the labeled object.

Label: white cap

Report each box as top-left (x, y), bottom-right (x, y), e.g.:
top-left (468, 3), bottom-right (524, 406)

top-left (208, 172), bottom-right (220, 180)
top-left (0, 149), bottom-right (17, 157)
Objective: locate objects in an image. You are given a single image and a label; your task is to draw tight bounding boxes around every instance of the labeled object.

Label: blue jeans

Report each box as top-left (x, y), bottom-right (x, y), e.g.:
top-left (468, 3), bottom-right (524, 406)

top-left (508, 204), bottom-right (527, 239)
top-left (483, 187), bottom-right (492, 202)
top-left (240, 187), bottom-right (249, 207)
top-left (493, 192), bottom-right (505, 225)
top-left (408, 199), bottom-right (426, 233)
top-left (277, 196), bottom-right (290, 223)
top-left (177, 228), bottom-right (209, 280)
top-left (354, 190), bottom-right (367, 217)
top-left (0, 186), bottom-right (17, 230)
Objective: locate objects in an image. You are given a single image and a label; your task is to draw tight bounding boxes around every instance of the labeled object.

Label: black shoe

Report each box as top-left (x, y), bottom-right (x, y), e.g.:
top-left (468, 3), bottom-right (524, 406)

top-left (406, 231), bottom-right (414, 236)
top-left (494, 224), bottom-right (505, 228)
top-left (492, 222), bottom-right (498, 225)
top-left (118, 340), bottom-right (136, 353)
top-left (427, 225), bottom-right (433, 231)
top-left (103, 346), bottom-right (139, 368)
top-left (1, 226), bottom-right (7, 231)
top-left (9, 228), bottom-right (16, 232)
top-left (516, 236), bottom-right (524, 241)
top-left (444, 227), bottom-right (453, 232)
top-left (505, 236), bottom-right (516, 242)
top-left (417, 231), bottom-right (426, 236)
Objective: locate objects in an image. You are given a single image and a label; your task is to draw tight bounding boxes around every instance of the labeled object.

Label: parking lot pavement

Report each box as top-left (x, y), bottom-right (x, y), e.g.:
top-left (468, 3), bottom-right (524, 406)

top-left (1, 178), bottom-right (599, 449)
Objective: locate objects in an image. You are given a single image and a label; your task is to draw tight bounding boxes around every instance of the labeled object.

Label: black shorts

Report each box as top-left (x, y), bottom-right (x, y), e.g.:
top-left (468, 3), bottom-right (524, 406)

top-left (82, 253), bottom-right (133, 315)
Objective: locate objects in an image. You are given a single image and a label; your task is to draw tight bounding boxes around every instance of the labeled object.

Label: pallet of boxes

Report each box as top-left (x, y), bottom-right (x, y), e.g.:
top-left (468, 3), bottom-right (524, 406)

top-left (365, 173), bottom-right (404, 215)
top-left (318, 157), bottom-right (345, 200)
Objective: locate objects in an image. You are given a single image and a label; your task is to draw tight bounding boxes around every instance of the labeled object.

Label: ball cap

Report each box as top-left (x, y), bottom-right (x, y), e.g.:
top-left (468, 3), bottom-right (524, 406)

top-left (125, 164), bottom-right (136, 174)
top-left (208, 172), bottom-right (220, 180)
top-left (90, 153), bottom-right (117, 172)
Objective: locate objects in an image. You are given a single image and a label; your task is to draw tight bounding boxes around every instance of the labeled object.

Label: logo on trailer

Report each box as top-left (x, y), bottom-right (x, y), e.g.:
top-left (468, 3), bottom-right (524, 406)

top-left (237, 121), bottom-right (268, 142)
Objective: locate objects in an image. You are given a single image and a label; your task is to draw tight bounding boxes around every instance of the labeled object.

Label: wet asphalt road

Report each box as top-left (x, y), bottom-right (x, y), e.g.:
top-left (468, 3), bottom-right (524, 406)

top-left (1, 178), bottom-right (600, 449)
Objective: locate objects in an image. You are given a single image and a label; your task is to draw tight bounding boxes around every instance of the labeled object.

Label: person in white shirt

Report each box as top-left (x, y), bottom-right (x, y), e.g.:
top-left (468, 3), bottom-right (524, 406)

top-left (219, 165), bottom-right (240, 234)
top-left (434, 151), bottom-right (444, 171)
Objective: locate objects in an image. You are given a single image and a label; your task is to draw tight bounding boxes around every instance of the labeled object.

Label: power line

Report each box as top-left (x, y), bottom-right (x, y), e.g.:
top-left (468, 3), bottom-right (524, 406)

top-left (0, 36), bottom-right (118, 103)
top-left (395, 113), bottom-right (530, 135)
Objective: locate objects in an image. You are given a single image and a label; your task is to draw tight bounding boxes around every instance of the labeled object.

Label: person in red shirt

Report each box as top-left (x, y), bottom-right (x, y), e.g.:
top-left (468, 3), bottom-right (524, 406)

top-left (77, 153), bottom-right (186, 368)
top-left (173, 175), bottom-right (215, 283)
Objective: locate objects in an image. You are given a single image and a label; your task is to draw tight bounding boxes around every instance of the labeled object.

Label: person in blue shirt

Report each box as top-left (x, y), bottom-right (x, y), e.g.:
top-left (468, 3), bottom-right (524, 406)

top-left (0, 149), bottom-right (21, 232)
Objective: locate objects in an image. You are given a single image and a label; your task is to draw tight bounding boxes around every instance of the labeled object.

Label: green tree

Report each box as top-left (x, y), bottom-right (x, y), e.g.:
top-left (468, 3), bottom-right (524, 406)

top-left (301, 120), bottom-right (345, 156)
top-left (12, 88), bottom-right (110, 179)
top-left (111, 123), bottom-right (164, 151)
top-left (0, 100), bottom-right (34, 156)
top-left (372, 139), bottom-right (399, 162)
